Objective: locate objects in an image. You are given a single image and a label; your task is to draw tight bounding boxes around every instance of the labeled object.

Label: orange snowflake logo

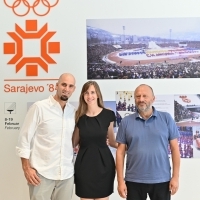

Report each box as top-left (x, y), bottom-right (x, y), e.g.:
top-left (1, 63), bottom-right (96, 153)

top-left (3, 20), bottom-right (60, 76)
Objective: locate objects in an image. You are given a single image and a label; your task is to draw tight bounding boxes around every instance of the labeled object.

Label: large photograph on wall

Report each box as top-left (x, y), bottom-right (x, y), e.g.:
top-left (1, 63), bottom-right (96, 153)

top-left (87, 18), bottom-right (200, 79)
top-left (115, 92), bottom-right (200, 158)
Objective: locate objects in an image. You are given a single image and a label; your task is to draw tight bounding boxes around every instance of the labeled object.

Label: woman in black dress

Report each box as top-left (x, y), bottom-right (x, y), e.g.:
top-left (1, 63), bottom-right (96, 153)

top-left (72, 81), bottom-right (118, 200)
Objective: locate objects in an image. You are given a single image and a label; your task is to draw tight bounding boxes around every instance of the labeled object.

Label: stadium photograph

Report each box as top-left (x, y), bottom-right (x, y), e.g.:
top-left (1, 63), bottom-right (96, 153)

top-left (87, 18), bottom-right (200, 79)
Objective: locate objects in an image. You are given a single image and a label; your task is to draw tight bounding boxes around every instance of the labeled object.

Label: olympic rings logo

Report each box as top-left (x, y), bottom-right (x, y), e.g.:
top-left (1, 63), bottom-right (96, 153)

top-left (4, 0), bottom-right (59, 17)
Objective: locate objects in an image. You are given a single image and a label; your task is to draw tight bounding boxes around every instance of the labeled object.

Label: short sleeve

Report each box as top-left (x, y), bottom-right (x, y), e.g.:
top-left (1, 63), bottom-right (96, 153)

top-left (166, 113), bottom-right (180, 140)
top-left (110, 110), bottom-right (116, 122)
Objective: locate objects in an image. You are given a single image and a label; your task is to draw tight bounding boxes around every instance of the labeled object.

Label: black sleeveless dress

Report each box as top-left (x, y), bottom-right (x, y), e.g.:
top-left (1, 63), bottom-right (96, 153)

top-left (74, 108), bottom-right (116, 198)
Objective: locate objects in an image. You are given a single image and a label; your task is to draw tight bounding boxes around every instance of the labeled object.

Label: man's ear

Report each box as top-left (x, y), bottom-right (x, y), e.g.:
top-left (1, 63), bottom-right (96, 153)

top-left (152, 95), bottom-right (155, 102)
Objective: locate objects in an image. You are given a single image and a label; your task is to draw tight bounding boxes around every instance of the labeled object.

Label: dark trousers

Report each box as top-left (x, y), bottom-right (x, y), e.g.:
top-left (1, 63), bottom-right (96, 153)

top-left (126, 181), bottom-right (171, 200)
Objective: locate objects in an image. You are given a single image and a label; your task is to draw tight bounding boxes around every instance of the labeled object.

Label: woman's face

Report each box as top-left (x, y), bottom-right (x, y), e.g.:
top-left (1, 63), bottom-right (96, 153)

top-left (83, 85), bottom-right (98, 106)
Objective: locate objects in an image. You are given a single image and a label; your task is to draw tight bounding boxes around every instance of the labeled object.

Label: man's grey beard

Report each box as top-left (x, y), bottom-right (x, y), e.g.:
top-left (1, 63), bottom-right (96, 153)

top-left (60, 96), bottom-right (68, 101)
top-left (136, 104), bottom-right (151, 112)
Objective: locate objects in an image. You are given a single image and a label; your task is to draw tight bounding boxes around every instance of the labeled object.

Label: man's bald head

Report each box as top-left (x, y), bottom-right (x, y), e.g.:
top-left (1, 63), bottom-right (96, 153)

top-left (134, 84), bottom-right (154, 98)
top-left (58, 73), bottom-right (76, 85)
top-left (55, 73), bottom-right (76, 103)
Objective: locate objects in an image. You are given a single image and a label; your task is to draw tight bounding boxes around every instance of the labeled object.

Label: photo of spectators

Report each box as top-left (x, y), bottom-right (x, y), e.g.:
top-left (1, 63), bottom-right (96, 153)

top-left (177, 126), bottom-right (193, 158)
top-left (167, 126), bottom-right (194, 159)
top-left (87, 18), bottom-right (200, 80)
top-left (174, 94), bottom-right (200, 126)
top-left (192, 127), bottom-right (200, 158)
top-left (115, 91), bottom-right (135, 120)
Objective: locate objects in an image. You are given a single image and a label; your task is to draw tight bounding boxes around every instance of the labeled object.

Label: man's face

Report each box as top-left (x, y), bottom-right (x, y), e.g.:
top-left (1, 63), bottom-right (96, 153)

top-left (55, 75), bottom-right (75, 102)
top-left (134, 85), bottom-right (155, 113)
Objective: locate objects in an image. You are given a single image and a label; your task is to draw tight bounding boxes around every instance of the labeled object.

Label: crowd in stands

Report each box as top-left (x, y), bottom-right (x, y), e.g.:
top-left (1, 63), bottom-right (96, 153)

top-left (178, 130), bottom-right (193, 158)
top-left (159, 43), bottom-right (178, 48)
top-left (87, 45), bottom-right (117, 64)
top-left (87, 44), bottom-right (200, 79)
top-left (185, 41), bottom-right (200, 49)
top-left (115, 100), bottom-right (136, 127)
top-left (174, 101), bottom-right (193, 122)
top-left (88, 62), bottom-right (200, 79)
top-left (174, 100), bottom-right (200, 122)
top-left (168, 126), bottom-right (193, 158)
top-left (116, 100), bottom-right (136, 112)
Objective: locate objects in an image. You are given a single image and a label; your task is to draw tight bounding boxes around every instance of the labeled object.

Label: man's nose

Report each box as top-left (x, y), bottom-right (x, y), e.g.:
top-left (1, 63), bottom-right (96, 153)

top-left (138, 97), bottom-right (144, 101)
top-left (64, 86), bottom-right (70, 91)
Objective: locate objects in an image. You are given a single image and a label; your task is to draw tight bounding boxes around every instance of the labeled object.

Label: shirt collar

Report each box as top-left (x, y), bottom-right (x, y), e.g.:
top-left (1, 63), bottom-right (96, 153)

top-left (49, 95), bottom-right (69, 109)
top-left (49, 95), bottom-right (58, 106)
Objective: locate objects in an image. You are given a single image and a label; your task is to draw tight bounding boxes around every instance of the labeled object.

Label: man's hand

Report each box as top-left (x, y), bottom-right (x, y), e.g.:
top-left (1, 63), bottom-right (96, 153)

top-left (24, 167), bottom-right (40, 186)
top-left (117, 181), bottom-right (127, 198)
top-left (169, 176), bottom-right (179, 195)
top-left (21, 158), bottom-right (41, 186)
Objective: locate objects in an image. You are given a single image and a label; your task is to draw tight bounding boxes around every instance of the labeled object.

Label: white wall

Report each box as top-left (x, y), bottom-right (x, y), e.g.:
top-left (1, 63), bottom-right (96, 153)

top-left (1, 0), bottom-right (200, 199)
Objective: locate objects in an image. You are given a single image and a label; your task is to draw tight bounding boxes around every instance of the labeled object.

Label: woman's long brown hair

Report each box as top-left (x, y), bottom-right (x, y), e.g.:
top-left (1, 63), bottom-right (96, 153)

top-left (75, 81), bottom-right (104, 123)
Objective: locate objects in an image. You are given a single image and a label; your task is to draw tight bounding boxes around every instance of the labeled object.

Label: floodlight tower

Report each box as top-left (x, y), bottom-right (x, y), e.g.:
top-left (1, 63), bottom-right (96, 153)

top-left (123, 26), bottom-right (125, 44)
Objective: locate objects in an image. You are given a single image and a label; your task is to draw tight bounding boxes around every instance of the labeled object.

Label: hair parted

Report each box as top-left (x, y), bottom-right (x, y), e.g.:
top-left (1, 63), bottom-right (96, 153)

top-left (75, 81), bottom-right (104, 123)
